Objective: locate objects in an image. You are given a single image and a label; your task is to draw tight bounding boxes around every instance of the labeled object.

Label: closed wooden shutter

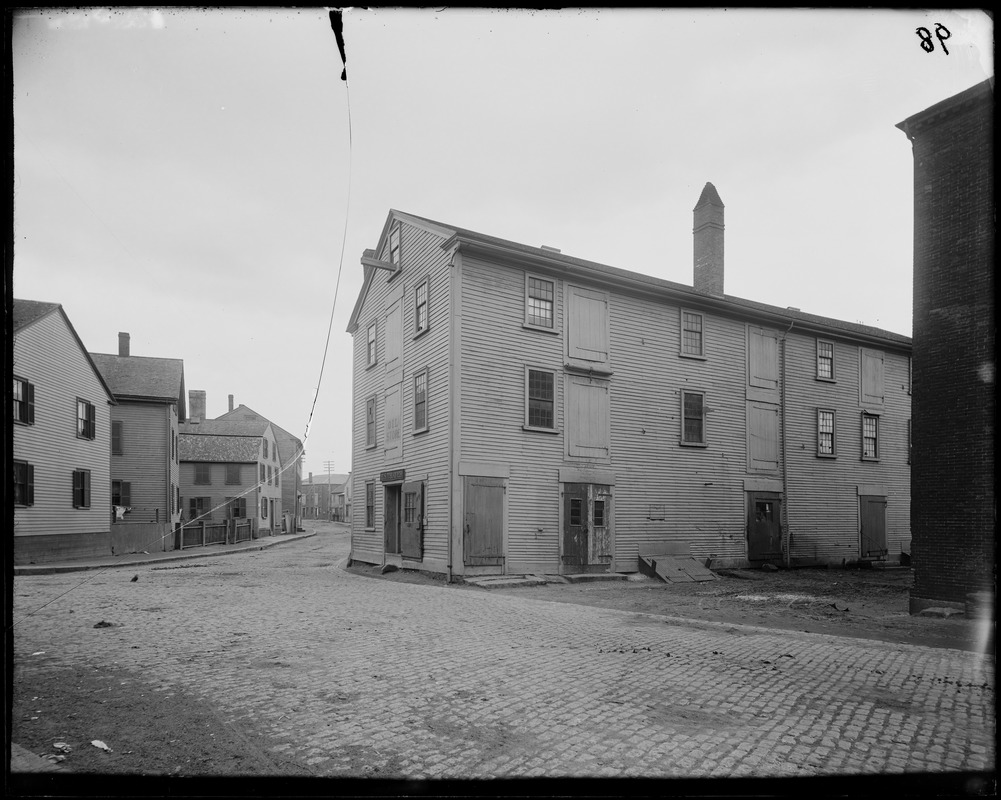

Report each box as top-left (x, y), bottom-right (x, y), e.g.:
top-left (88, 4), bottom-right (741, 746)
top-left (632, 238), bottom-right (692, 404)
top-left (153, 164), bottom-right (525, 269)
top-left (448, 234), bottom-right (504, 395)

top-left (749, 327), bottom-right (779, 390)
top-left (567, 286), bottom-right (610, 368)
top-left (567, 376), bottom-right (610, 459)
top-left (860, 349), bottom-right (885, 406)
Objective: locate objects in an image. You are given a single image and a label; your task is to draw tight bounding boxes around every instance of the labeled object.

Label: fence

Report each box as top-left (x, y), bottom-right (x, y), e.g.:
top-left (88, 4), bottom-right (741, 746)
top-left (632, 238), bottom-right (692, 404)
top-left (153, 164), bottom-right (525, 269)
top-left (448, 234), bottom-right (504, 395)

top-left (177, 518), bottom-right (257, 551)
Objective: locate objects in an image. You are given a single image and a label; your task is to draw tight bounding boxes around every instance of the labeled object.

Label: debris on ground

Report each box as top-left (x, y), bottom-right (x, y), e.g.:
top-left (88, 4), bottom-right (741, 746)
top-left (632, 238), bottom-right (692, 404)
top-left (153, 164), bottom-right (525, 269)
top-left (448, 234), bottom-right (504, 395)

top-left (91, 740), bottom-right (113, 752)
top-left (93, 621), bottom-right (120, 628)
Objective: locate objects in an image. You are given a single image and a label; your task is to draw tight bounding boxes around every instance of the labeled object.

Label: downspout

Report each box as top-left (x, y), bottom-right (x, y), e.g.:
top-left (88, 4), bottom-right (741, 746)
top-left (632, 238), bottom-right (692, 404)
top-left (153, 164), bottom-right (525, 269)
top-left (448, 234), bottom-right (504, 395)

top-left (780, 320), bottom-right (794, 568)
top-left (446, 248), bottom-right (459, 583)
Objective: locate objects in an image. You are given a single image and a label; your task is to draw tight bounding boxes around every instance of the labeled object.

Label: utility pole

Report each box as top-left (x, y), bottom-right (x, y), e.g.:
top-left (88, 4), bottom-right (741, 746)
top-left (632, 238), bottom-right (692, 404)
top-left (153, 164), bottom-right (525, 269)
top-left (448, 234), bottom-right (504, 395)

top-left (323, 460), bottom-right (336, 521)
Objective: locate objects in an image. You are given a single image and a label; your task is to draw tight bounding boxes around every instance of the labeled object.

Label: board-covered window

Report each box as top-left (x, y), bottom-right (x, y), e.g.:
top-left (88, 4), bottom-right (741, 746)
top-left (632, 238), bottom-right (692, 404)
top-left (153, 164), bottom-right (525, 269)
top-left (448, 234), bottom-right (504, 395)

top-left (681, 391), bottom-right (706, 446)
top-left (525, 368), bottom-right (556, 431)
top-left (860, 349), bottom-right (885, 406)
top-left (195, 463), bottom-right (211, 485)
top-left (525, 275), bottom-right (555, 329)
top-left (13, 377), bottom-right (35, 425)
top-left (817, 409), bottom-right (836, 457)
top-left (566, 285), bottom-right (610, 370)
top-left (226, 464), bottom-right (241, 485)
top-left (566, 375), bottom-right (610, 460)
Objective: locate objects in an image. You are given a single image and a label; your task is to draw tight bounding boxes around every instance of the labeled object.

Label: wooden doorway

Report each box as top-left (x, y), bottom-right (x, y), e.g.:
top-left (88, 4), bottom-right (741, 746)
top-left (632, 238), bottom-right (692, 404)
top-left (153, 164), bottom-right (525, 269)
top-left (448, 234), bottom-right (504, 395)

top-left (463, 477), bottom-right (504, 567)
top-left (747, 492), bottom-right (782, 562)
top-left (384, 484), bottom-right (401, 555)
top-left (562, 483), bottom-right (612, 574)
top-left (400, 480), bottom-right (424, 560)
top-left (859, 495), bottom-right (887, 559)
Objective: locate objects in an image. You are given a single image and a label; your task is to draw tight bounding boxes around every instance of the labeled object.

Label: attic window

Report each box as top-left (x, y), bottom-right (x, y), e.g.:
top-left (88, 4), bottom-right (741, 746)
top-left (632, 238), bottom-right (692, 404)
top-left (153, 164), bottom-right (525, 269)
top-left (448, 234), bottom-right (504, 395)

top-left (389, 225), bottom-right (401, 269)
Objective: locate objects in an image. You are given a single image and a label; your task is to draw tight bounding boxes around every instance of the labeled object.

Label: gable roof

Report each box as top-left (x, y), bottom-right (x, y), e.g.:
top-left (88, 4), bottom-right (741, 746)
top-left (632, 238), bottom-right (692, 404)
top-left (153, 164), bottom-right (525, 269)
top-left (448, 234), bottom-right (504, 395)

top-left (302, 472), bottom-right (350, 486)
top-left (89, 352), bottom-right (185, 406)
top-left (178, 419), bottom-right (270, 437)
top-left (348, 211), bottom-right (911, 350)
top-left (13, 299), bottom-right (117, 402)
top-left (215, 404), bottom-right (303, 454)
top-left (178, 433), bottom-right (261, 463)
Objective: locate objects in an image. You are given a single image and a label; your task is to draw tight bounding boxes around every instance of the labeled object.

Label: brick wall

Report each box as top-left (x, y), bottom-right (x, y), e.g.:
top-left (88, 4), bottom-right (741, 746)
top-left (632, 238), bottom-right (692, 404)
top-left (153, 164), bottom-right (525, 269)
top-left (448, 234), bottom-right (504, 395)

top-left (903, 81), bottom-right (995, 608)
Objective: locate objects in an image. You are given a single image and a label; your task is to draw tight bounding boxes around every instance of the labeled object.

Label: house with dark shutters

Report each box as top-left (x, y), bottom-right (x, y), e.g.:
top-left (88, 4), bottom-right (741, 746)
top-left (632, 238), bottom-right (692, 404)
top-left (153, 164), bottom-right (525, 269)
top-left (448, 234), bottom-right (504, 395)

top-left (90, 332), bottom-right (186, 555)
top-left (178, 391), bottom-right (282, 537)
top-left (897, 79), bottom-right (995, 614)
top-left (12, 299), bottom-right (116, 565)
top-left (301, 472), bottom-right (351, 520)
top-left (347, 191), bottom-right (912, 580)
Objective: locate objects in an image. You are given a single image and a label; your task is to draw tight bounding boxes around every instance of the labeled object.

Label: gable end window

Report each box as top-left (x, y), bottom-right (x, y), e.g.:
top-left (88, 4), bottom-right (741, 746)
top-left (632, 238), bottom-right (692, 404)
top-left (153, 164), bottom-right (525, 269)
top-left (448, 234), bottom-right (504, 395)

top-left (263, 438), bottom-right (269, 459)
top-left (112, 421), bottom-right (124, 456)
top-left (817, 409), bottom-right (836, 457)
top-left (367, 321), bottom-right (378, 368)
top-left (681, 391), bottom-right (707, 446)
top-left (195, 463), bottom-right (211, 485)
top-left (72, 469), bottom-right (91, 508)
top-left (415, 280), bottom-right (429, 335)
top-left (525, 368), bottom-right (556, 431)
top-left (13, 378), bottom-right (35, 425)
top-left (13, 461), bottom-right (35, 506)
top-left (414, 370), bottom-right (429, 433)
top-left (77, 399), bottom-right (96, 439)
top-left (816, 340), bottom-right (835, 381)
top-left (525, 275), bottom-right (555, 330)
top-left (680, 310), bottom-right (705, 358)
top-left (861, 413), bottom-right (879, 461)
top-left (389, 224), bottom-right (402, 269)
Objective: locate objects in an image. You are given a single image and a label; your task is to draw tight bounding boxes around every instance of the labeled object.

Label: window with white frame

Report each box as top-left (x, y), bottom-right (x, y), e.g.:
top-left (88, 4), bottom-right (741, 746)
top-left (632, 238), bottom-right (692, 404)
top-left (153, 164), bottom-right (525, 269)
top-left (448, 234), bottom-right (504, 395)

top-left (526, 368), bottom-right (555, 430)
top-left (413, 370), bottom-right (428, 433)
top-left (681, 391), bottom-right (706, 445)
top-left (365, 481), bottom-right (375, 528)
top-left (366, 396), bottom-right (377, 448)
top-left (13, 377), bottom-right (35, 424)
top-left (389, 224), bottom-right (401, 268)
top-left (367, 321), bottom-right (378, 367)
top-left (817, 409), bottom-right (836, 457)
top-left (862, 413), bottom-right (879, 460)
top-left (525, 275), bottom-right (555, 329)
top-left (415, 280), bottom-right (429, 334)
top-left (817, 340), bottom-right (835, 380)
top-left (681, 310), bottom-right (705, 357)
top-left (77, 399), bottom-right (96, 439)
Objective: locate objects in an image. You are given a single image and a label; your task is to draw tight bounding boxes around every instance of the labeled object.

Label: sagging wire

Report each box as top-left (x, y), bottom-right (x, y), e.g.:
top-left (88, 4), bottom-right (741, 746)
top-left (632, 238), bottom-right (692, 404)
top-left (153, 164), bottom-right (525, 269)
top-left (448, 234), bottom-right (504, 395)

top-left (11, 10), bottom-right (355, 630)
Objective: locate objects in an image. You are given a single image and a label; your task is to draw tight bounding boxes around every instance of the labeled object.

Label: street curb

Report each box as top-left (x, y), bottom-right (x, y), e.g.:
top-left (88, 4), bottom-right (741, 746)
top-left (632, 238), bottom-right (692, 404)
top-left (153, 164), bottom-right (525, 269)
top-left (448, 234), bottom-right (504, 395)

top-left (13, 532), bottom-right (318, 576)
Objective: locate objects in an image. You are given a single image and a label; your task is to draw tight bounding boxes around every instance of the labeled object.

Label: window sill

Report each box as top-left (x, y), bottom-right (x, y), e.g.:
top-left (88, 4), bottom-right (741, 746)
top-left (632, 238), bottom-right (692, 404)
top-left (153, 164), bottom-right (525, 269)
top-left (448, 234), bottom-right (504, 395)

top-left (366, 444), bottom-right (378, 451)
top-left (13, 420), bottom-right (33, 427)
top-left (413, 327), bottom-right (430, 340)
top-left (678, 352), bottom-right (708, 361)
top-left (364, 527), bottom-right (376, 532)
top-left (861, 457), bottom-right (880, 463)
top-left (413, 427), bottom-right (429, 436)
top-left (523, 425), bottom-right (559, 434)
top-left (387, 269), bottom-right (403, 283)
top-left (815, 377), bottom-right (836, 383)
top-left (816, 453), bottom-right (837, 459)
top-left (678, 441), bottom-right (708, 448)
top-left (366, 361), bottom-right (379, 371)
top-left (523, 323), bottom-right (559, 335)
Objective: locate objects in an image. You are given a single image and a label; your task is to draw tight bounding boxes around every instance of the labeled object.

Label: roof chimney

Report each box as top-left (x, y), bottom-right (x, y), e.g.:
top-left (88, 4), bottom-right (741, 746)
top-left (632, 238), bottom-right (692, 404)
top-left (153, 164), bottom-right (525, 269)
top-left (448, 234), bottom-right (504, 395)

top-left (693, 182), bottom-right (725, 296)
top-left (189, 390), bottom-right (206, 423)
top-left (228, 394), bottom-right (234, 412)
top-left (118, 332), bottom-right (130, 357)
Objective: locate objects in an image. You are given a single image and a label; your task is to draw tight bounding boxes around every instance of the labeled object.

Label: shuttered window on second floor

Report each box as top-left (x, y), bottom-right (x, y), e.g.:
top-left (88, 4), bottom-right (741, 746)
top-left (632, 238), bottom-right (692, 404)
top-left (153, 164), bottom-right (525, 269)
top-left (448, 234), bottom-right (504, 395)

top-left (72, 469), bottom-right (91, 508)
top-left (77, 399), bottom-right (96, 439)
top-left (13, 378), bottom-right (35, 425)
top-left (112, 421), bottom-right (124, 455)
top-left (112, 480), bottom-right (132, 506)
top-left (13, 461), bottom-right (34, 506)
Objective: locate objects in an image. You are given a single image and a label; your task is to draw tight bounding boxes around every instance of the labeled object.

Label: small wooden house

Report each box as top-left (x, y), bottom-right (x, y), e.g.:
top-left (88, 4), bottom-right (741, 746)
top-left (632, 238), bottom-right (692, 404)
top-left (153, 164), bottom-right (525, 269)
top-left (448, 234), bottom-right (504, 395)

top-left (12, 299), bottom-right (116, 564)
top-left (90, 332), bottom-right (185, 554)
top-left (347, 188), bottom-right (912, 579)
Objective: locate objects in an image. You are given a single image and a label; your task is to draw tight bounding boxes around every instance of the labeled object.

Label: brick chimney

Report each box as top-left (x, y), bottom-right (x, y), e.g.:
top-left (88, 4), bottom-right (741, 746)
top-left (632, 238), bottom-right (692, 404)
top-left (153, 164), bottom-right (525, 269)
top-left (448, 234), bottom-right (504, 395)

top-left (189, 390), bottom-right (206, 423)
top-left (228, 394), bottom-right (234, 412)
top-left (118, 332), bottom-right (130, 357)
top-left (693, 182), bottom-right (725, 296)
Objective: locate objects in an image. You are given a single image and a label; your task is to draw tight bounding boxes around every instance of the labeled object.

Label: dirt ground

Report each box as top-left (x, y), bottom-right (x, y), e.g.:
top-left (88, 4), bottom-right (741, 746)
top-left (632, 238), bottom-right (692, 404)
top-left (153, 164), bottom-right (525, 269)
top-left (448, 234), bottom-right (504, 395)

top-left (348, 562), bottom-right (991, 654)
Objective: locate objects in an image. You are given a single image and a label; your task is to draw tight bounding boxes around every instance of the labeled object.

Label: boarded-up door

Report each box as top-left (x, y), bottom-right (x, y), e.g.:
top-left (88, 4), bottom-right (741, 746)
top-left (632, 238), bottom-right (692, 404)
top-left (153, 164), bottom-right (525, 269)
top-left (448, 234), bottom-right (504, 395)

top-left (401, 481), bottom-right (424, 560)
top-left (859, 495), bottom-right (887, 558)
top-left (589, 486), bottom-right (612, 567)
top-left (747, 492), bottom-right (782, 562)
top-left (463, 477), bottom-right (504, 566)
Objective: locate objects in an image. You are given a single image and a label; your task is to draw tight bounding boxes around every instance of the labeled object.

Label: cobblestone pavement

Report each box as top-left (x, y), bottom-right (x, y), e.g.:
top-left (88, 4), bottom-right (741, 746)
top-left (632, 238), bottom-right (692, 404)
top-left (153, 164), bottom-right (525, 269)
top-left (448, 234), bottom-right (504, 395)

top-left (11, 527), bottom-right (996, 781)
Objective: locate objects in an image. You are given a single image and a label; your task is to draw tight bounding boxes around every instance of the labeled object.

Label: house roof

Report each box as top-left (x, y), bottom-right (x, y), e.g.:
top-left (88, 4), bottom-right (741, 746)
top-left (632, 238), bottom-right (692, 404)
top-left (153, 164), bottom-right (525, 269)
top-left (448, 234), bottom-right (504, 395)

top-left (89, 352), bottom-right (185, 406)
top-left (303, 473), bottom-right (350, 486)
top-left (178, 419), bottom-right (269, 437)
top-left (13, 299), bottom-right (117, 403)
top-left (179, 433), bottom-right (261, 463)
top-left (896, 78), bottom-right (994, 138)
top-left (347, 210), bottom-right (912, 350)
top-left (215, 404), bottom-right (304, 463)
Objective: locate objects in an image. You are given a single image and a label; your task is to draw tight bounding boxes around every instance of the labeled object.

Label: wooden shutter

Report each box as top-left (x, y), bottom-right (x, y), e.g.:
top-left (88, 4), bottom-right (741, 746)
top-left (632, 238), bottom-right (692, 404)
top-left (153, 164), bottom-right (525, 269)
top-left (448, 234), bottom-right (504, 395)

top-left (26, 382), bottom-right (35, 424)
top-left (860, 349), bottom-right (885, 406)
top-left (749, 327), bottom-right (779, 390)
top-left (121, 481), bottom-right (131, 506)
top-left (748, 403), bottom-right (779, 470)
top-left (27, 464), bottom-right (35, 505)
top-left (385, 297), bottom-right (402, 371)
top-left (567, 286), bottom-right (610, 368)
top-left (567, 377), bottom-right (610, 459)
top-left (112, 421), bottom-right (123, 455)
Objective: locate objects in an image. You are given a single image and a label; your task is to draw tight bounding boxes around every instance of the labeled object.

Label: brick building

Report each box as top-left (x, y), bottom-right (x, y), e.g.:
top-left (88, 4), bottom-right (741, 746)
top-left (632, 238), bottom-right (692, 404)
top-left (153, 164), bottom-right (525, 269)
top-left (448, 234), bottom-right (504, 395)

top-left (896, 79), bottom-right (995, 612)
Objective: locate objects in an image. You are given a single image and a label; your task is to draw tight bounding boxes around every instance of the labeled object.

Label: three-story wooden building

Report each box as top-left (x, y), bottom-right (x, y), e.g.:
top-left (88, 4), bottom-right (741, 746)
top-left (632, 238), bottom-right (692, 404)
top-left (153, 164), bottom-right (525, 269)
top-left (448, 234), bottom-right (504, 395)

top-left (347, 187), bottom-right (912, 579)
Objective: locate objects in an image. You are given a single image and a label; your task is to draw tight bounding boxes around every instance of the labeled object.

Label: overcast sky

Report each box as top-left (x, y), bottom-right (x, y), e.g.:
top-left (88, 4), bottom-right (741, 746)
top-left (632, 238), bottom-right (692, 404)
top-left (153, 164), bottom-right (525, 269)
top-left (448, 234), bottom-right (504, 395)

top-left (11, 8), bottom-right (993, 480)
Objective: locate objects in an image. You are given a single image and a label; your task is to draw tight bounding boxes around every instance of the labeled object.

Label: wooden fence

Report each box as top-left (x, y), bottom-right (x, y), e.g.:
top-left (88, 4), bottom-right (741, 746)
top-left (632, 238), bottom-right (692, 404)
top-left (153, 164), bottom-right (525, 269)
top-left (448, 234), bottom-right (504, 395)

top-left (176, 518), bottom-right (256, 551)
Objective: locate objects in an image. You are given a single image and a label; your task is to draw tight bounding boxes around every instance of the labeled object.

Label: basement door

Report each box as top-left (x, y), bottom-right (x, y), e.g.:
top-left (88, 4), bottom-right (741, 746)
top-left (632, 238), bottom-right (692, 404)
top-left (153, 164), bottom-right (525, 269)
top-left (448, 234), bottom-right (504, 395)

top-left (747, 492), bottom-right (783, 562)
top-left (562, 483), bottom-right (612, 574)
top-left (463, 477), bottom-right (504, 567)
top-left (859, 495), bottom-right (888, 559)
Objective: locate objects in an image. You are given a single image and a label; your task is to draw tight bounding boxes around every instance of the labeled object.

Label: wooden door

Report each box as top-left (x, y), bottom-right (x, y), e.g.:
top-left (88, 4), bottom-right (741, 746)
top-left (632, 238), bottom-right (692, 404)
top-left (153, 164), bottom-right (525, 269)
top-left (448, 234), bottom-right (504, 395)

top-left (859, 496), bottom-right (887, 558)
top-left (562, 483), bottom-right (589, 567)
top-left (401, 481), bottom-right (424, 560)
top-left (384, 484), bottom-right (401, 554)
top-left (463, 477), bottom-right (504, 566)
top-left (589, 485), bottom-right (612, 567)
top-left (747, 492), bottom-right (782, 562)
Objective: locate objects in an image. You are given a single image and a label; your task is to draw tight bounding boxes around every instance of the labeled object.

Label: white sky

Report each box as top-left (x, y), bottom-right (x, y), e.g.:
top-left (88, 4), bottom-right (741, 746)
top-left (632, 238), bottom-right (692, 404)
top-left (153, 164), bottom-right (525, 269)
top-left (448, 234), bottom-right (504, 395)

top-left (11, 8), bottom-right (993, 480)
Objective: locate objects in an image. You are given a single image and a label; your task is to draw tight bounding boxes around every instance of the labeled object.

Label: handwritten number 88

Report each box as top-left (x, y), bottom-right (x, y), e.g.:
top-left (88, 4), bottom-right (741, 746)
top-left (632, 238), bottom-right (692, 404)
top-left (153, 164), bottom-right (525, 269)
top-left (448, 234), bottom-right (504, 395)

top-left (916, 24), bottom-right (952, 55)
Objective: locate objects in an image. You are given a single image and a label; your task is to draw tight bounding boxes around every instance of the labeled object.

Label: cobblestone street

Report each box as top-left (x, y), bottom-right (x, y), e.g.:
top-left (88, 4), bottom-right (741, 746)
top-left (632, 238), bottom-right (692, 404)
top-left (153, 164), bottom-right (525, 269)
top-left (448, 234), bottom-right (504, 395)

top-left (11, 526), bottom-right (995, 784)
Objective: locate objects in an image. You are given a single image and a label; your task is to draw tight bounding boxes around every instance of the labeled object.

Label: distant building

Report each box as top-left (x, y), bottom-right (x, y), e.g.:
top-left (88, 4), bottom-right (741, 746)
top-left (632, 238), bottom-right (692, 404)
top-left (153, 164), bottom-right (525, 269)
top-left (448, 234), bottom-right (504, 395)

top-left (90, 332), bottom-right (185, 554)
top-left (301, 472), bottom-right (351, 520)
top-left (896, 79), bottom-right (995, 613)
top-left (12, 299), bottom-right (116, 564)
top-left (215, 397), bottom-right (303, 533)
top-left (178, 391), bottom-right (282, 536)
top-left (347, 197), bottom-right (912, 579)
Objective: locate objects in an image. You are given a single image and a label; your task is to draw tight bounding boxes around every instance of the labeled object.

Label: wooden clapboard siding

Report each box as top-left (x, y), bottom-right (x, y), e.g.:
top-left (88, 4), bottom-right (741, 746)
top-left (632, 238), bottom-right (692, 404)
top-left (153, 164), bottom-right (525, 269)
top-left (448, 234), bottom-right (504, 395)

top-left (179, 461), bottom-right (259, 525)
top-left (350, 217), bottom-right (453, 567)
top-left (783, 334), bottom-right (911, 564)
top-left (13, 308), bottom-right (112, 542)
top-left (111, 401), bottom-right (172, 523)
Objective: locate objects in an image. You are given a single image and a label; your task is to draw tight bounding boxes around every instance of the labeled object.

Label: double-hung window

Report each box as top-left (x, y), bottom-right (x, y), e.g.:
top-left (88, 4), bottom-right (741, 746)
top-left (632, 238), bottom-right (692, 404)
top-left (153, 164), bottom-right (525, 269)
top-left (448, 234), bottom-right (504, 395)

top-left (862, 414), bottom-right (879, 460)
top-left (413, 370), bottom-right (428, 433)
top-left (77, 399), bottom-right (96, 439)
top-left (525, 276), bottom-right (555, 329)
top-left (680, 311), bottom-right (705, 357)
top-left (13, 461), bottom-right (34, 506)
top-left (189, 497), bottom-right (210, 521)
top-left (816, 340), bottom-right (835, 381)
top-left (72, 469), bottom-right (91, 508)
top-left (366, 396), bottom-right (377, 448)
top-left (525, 368), bottom-right (555, 430)
top-left (365, 482), bottom-right (375, 529)
top-left (13, 377), bottom-right (35, 424)
top-left (389, 225), bottom-right (401, 269)
top-left (681, 391), bottom-right (706, 445)
top-left (367, 321), bottom-right (378, 367)
top-left (817, 409), bottom-right (836, 457)
top-left (414, 280), bottom-right (429, 335)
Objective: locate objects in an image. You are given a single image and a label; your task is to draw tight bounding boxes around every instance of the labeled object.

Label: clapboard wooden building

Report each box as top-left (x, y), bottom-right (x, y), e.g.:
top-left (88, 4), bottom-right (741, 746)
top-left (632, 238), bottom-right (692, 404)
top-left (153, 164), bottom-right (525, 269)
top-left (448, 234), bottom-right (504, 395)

top-left (12, 299), bottom-right (116, 564)
top-left (347, 187), bottom-right (912, 579)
